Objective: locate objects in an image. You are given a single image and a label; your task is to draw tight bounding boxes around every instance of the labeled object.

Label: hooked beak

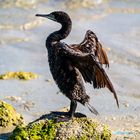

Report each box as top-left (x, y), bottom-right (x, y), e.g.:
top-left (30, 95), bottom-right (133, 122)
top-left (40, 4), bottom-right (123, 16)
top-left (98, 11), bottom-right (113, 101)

top-left (35, 14), bottom-right (56, 21)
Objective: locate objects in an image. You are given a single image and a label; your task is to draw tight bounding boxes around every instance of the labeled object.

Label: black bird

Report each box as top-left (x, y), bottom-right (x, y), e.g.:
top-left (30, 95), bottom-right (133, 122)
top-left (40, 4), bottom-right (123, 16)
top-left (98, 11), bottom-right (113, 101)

top-left (36, 11), bottom-right (119, 119)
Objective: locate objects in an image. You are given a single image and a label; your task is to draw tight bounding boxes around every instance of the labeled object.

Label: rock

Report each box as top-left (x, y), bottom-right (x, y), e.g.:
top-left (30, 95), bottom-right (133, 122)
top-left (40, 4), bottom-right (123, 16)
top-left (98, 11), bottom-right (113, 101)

top-left (4, 96), bottom-right (22, 102)
top-left (9, 114), bottom-right (111, 140)
top-left (45, 79), bottom-right (53, 84)
top-left (134, 123), bottom-right (140, 127)
top-left (0, 100), bottom-right (23, 128)
top-left (111, 117), bottom-right (116, 121)
top-left (122, 102), bottom-right (130, 108)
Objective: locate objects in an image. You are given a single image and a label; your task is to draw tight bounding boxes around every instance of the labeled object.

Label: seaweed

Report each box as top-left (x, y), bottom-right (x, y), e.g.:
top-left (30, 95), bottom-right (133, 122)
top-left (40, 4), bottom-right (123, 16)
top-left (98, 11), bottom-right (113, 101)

top-left (0, 101), bottom-right (23, 127)
top-left (0, 71), bottom-right (38, 80)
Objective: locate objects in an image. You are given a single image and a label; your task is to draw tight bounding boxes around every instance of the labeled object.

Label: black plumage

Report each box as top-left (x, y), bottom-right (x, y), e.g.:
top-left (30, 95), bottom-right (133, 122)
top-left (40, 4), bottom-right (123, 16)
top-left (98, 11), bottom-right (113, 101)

top-left (36, 11), bottom-right (119, 118)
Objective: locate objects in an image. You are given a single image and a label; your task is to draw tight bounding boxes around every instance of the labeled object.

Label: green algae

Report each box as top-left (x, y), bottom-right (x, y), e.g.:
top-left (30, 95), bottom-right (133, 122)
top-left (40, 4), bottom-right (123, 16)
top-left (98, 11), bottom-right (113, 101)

top-left (0, 71), bottom-right (38, 80)
top-left (10, 117), bottom-right (111, 140)
top-left (10, 120), bottom-right (62, 140)
top-left (0, 101), bottom-right (23, 127)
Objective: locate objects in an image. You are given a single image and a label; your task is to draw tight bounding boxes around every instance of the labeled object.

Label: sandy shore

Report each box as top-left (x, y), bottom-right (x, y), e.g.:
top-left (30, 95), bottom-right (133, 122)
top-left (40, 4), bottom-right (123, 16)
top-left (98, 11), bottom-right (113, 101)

top-left (0, 0), bottom-right (140, 139)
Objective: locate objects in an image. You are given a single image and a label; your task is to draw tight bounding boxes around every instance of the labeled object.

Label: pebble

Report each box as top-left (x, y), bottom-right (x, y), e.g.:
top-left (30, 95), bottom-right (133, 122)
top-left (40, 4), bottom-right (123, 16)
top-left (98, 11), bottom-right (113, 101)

top-left (122, 102), bottom-right (130, 108)
top-left (4, 96), bottom-right (22, 102)
top-left (45, 79), bottom-right (53, 84)
top-left (45, 79), bottom-right (52, 82)
top-left (134, 123), bottom-right (140, 127)
top-left (112, 117), bottom-right (116, 121)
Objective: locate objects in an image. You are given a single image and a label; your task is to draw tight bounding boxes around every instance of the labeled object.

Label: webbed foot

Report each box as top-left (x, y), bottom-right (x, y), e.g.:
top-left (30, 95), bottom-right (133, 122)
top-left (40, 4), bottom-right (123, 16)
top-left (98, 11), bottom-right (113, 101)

top-left (54, 115), bottom-right (72, 123)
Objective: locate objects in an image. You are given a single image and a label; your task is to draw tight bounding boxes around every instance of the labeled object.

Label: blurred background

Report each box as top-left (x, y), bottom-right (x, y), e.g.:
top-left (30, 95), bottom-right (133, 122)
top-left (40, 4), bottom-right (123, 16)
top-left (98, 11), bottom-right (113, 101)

top-left (0, 0), bottom-right (140, 139)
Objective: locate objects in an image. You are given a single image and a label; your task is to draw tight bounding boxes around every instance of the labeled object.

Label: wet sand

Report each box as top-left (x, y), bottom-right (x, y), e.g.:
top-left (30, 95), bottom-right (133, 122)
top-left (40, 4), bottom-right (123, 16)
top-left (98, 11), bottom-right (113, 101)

top-left (0, 0), bottom-right (140, 139)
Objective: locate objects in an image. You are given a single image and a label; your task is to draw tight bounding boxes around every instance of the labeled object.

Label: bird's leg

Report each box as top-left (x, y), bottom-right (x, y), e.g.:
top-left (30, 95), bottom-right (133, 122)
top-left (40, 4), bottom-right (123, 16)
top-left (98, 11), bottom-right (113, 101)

top-left (67, 100), bottom-right (77, 118)
top-left (53, 100), bottom-right (77, 122)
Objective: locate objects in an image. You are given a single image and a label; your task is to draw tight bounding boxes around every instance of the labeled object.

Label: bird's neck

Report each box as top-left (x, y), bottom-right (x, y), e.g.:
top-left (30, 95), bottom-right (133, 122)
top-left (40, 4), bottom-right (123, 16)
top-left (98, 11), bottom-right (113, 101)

top-left (47, 20), bottom-right (72, 42)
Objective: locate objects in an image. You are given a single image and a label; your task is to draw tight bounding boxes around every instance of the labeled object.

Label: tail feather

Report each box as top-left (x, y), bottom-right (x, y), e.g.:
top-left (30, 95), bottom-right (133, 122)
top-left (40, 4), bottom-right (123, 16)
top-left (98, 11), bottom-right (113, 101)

top-left (86, 103), bottom-right (99, 115)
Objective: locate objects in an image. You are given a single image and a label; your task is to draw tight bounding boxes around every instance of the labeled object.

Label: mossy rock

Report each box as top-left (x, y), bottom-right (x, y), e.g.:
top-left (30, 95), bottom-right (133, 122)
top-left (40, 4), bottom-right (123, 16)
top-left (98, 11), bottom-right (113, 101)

top-left (0, 100), bottom-right (23, 127)
top-left (9, 116), bottom-right (111, 140)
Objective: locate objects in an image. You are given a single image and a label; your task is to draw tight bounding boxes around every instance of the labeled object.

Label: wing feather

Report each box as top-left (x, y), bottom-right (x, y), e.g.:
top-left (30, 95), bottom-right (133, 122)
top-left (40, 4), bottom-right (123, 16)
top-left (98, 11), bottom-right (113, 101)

top-left (58, 38), bottom-right (119, 108)
top-left (71, 30), bottom-right (109, 67)
top-left (73, 54), bottom-right (119, 107)
top-left (97, 42), bottom-right (109, 67)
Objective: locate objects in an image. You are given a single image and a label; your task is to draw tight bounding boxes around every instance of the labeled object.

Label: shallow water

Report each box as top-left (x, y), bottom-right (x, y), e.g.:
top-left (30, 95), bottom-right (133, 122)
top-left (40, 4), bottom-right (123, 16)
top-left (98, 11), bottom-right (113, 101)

top-left (0, 0), bottom-right (140, 139)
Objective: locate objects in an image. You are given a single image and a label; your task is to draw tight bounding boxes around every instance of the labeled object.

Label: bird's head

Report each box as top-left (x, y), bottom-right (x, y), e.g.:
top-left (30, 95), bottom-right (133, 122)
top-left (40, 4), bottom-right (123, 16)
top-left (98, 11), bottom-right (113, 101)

top-left (36, 11), bottom-right (71, 24)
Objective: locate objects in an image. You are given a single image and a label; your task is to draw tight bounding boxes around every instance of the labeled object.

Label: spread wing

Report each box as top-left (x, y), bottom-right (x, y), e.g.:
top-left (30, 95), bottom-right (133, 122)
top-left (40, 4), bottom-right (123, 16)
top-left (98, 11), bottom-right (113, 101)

top-left (70, 30), bottom-right (109, 67)
top-left (58, 40), bottom-right (119, 108)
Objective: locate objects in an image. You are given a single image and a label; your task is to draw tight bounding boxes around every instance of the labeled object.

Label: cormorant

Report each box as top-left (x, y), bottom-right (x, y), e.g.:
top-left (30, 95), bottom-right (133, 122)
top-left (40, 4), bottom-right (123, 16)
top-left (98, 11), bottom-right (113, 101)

top-left (36, 11), bottom-right (119, 119)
